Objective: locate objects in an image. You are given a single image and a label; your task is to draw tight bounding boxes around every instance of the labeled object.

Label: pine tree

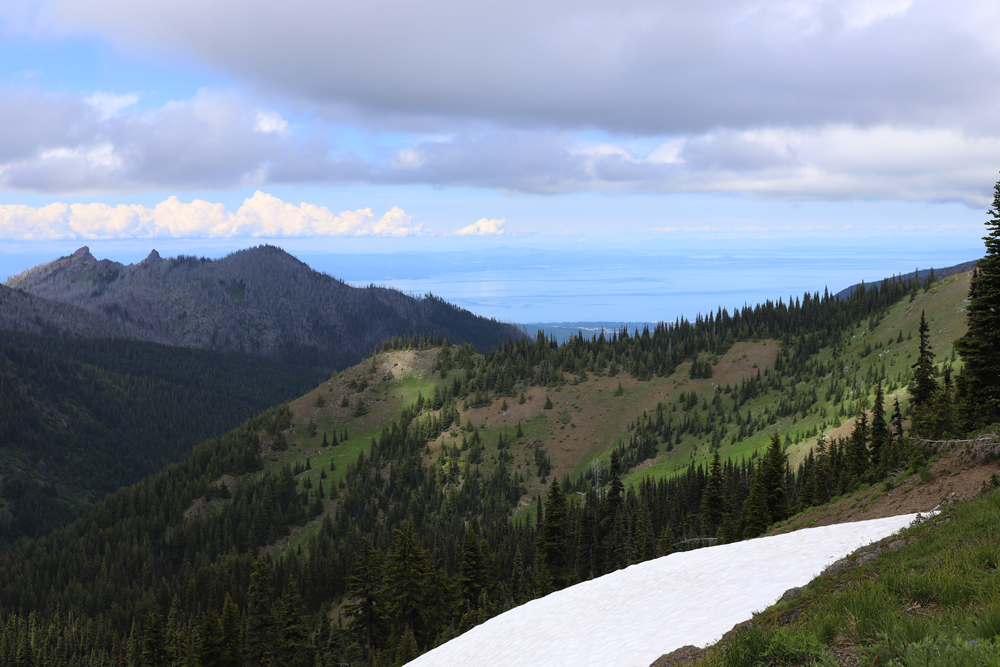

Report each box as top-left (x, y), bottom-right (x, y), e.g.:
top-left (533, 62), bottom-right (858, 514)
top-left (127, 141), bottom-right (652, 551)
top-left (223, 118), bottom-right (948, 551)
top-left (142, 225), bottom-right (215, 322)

top-left (274, 579), bottom-right (312, 667)
top-left (741, 461), bottom-right (771, 538)
top-left (869, 380), bottom-right (889, 470)
top-left (955, 180), bottom-right (1000, 429)
top-left (700, 450), bottom-right (727, 536)
top-left (198, 611), bottom-right (224, 667)
top-left (540, 478), bottom-right (572, 589)
top-left (220, 594), bottom-right (241, 667)
top-left (142, 612), bottom-right (168, 667)
top-left (911, 310), bottom-right (938, 408)
top-left (344, 539), bottom-right (386, 664)
top-left (383, 520), bottom-right (435, 645)
top-left (458, 527), bottom-right (488, 612)
top-left (245, 559), bottom-right (275, 667)
top-left (760, 433), bottom-right (789, 523)
top-left (845, 411), bottom-right (869, 484)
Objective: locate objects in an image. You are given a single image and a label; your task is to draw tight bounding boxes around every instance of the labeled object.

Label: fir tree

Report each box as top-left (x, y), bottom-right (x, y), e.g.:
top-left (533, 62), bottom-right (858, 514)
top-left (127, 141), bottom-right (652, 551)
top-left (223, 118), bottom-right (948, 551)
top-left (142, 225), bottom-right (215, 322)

top-left (273, 579), bottom-right (312, 667)
top-left (245, 559), bottom-right (275, 667)
top-left (911, 310), bottom-right (938, 408)
top-left (142, 612), bottom-right (168, 667)
top-left (540, 478), bottom-right (572, 589)
top-left (344, 539), bottom-right (386, 664)
top-left (700, 450), bottom-right (727, 536)
top-left (869, 380), bottom-right (889, 470)
top-left (955, 180), bottom-right (1000, 428)
top-left (741, 460), bottom-right (771, 538)
top-left (383, 520), bottom-right (435, 645)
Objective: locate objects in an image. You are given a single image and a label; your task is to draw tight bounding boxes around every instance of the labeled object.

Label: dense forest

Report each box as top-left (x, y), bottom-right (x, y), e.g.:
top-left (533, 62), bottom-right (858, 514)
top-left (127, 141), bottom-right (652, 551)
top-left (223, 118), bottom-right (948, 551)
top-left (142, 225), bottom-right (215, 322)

top-left (0, 179), bottom-right (998, 666)
top-left (0, 332), bottom-right (322, 551)
top-left (2, 246), bottom-right (522, 372)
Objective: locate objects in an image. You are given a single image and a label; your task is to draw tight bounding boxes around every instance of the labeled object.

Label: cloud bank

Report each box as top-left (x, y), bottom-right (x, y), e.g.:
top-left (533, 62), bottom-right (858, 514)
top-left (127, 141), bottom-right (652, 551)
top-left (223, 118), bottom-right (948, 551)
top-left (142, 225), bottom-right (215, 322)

top-left (1, 86), bottom-right (997, 206)
top-left (0, 191), bottom-right (424, 239)
top-left (1, 0), bottom-right (999, 206)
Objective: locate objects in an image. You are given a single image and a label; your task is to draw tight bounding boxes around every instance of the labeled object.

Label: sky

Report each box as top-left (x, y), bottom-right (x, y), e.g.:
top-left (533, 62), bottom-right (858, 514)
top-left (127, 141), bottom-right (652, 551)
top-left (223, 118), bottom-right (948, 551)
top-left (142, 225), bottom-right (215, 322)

top-left (0, 0), bottom-right (997, 318)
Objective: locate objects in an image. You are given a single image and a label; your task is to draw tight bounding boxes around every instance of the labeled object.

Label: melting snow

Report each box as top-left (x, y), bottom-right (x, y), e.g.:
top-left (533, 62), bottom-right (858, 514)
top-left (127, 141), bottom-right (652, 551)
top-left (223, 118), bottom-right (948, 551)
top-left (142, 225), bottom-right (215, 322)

top-left (407, 513), bottom-right (921, 667)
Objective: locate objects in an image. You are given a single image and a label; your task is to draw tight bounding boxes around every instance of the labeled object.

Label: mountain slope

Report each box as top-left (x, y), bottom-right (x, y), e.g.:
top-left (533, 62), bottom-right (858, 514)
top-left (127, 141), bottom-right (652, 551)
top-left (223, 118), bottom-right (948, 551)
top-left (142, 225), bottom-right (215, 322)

top-left (0, 330), bottom-right (321, 550)
top-left (3, 245), bottom-right (523, 371)
top-left (0, 263), bottom-right (984, 666)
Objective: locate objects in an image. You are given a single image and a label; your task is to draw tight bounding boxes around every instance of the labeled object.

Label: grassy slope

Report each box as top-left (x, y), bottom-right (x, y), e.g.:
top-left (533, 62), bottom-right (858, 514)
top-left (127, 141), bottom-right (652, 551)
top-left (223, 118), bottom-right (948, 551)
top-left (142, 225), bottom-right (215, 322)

top-left (221, 271), bottom-right (974, 556)
top-left (698, 483), bottom-right (1000, 667)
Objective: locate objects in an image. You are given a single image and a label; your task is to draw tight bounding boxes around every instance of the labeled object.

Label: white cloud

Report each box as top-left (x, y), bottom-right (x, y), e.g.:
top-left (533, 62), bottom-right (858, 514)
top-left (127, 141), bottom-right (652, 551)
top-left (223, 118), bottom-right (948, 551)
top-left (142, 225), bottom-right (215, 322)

top-left (85, 91), bottom-right (138, 120)
top-left (0, 191), bottom-right (424, 239)
top-left (254, 110), bottom-right (289, 136)
top-left (455, 217), bottom-right (505, 236)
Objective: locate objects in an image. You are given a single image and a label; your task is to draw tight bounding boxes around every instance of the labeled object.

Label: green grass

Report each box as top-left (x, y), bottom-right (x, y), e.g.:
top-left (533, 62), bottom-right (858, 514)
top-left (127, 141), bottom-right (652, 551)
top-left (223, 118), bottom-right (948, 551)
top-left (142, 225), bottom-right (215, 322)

top-left (702, 487), bottom-right (1000, 667)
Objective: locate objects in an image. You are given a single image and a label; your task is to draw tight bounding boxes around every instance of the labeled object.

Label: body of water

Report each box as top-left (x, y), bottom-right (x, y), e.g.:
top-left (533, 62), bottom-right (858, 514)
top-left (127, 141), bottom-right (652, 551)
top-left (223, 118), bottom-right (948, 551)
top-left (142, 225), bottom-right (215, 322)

top-left (302, 248), bottom-right (979, 324)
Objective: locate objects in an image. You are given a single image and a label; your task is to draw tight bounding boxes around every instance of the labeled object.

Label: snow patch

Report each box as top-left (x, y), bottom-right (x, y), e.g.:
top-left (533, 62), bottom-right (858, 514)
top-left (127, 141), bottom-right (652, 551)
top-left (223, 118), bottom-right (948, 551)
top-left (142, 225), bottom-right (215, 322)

top-left (407, 514), bottom-right (920, 667)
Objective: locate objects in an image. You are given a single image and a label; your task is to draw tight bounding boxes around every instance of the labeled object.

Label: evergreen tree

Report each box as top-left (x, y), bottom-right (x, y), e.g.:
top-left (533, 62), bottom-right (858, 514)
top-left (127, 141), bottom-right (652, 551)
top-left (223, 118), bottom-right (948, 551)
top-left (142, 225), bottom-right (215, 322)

top-left (955, 182), bottom-right (1000, 428)
top-left (245, 559), bottom-right (275, 667)
top-left (699, 451), bottom-right (727, 536)
top-left (273, 579), bottom-right (312, 667)
top-left (540, 478), bottom-right (572, 589)
top-left (741, 461), bottom-right (770, 538)
top-left (198, 611), bottom-right (225, 667)
top-left (344, 539), bottom-right (386, 664)
top-left (759, 433), bottom-right (789, 523)
top-left (383, 520), bottom-right (435, 646)
top-left (911, 310), bottom-right (938, 407)
top-left (869, 380), bottom-right (889, 470)
top-left (845, 411), bottom-right (869, 484)
top-left (142, 612), bottom-right (168, 667)
top-left (458, 527), bottom-right (488, 612)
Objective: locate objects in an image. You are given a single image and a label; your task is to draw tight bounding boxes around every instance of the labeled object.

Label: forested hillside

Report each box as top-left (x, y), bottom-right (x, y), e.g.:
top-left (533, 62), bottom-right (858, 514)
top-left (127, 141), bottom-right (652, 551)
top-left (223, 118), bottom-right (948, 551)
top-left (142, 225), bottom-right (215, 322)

top-left (1, 234), bottom-right (992, 667)
top-left (2, 246), bottom-right (522, 371)
top-left (0, 331), bottom-right (321, 551)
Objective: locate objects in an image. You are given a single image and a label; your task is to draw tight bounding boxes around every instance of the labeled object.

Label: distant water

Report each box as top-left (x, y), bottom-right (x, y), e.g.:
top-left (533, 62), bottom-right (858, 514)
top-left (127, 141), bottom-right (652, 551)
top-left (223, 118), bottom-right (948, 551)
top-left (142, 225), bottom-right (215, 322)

top-left (302, 249), bottom-right (977, 324)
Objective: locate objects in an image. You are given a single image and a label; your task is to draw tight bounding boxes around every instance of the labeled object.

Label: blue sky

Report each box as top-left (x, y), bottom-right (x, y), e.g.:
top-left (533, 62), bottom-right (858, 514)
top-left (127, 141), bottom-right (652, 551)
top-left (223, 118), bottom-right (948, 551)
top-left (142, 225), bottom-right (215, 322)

top-left (0, 0), bottom-right (996, 315)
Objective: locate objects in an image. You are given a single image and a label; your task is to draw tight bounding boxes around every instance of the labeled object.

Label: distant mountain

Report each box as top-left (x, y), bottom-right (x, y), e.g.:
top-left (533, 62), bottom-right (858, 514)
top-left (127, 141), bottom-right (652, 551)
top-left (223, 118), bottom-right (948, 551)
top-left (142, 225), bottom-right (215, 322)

top-left (3, 245), bottom-right (523, 370)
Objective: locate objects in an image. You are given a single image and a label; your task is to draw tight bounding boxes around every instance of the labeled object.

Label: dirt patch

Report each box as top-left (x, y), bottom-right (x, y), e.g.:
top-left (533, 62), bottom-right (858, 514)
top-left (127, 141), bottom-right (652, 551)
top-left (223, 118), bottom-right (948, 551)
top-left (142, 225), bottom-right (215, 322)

top-left (771, 450), bottom-right (1000, 535)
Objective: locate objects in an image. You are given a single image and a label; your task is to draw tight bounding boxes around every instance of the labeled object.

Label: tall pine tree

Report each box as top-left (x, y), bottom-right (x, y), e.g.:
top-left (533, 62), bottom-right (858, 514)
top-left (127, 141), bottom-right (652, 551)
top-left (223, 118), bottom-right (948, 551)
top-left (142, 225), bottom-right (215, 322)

top-left (955, 175), bottom-right (1000, 429)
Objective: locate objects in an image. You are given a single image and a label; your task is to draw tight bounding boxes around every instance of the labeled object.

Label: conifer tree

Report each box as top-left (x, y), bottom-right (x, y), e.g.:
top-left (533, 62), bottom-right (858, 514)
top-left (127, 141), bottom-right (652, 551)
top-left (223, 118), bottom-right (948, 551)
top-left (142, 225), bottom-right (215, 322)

top-left (955, 181), bottom-right (1000, 428)
top-left (245, 559), bottom-right (275, 667)
top-left (869, 381), bottom-right (889, 470)
top-left (741, 461), bottom-right (770, 538)
top-left (846, 411), bottom-right (869, 484)
top-left (700, 451), bottom-right (727, 536)
top-left (273, 579), bottom-right (312, 667)
top-left (760, 433), bottom-right (789, 523)
top-left (344, 539), bottom-right (385, 664)
top-left (911, 310), bottom-right (938, 408)
top-left (540, 478), bottom-right (572, 589)
top-left (142, 612), bottom-right (168, 667)
top-left (383, 520), bottom-right (435, 645)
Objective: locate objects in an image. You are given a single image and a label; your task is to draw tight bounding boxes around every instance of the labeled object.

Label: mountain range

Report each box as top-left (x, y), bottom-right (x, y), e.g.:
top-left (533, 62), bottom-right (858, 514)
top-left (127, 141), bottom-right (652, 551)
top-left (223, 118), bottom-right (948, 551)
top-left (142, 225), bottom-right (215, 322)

top-left (2, 245), bottom-right (522, 371)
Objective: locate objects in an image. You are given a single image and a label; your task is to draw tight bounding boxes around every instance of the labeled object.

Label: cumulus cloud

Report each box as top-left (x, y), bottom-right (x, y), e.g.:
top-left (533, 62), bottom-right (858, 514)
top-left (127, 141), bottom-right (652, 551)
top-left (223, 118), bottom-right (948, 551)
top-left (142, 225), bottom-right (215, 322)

top-left (0, 191), bottom-right (424, 239)
top-left (454, 217), bottom-right (505, 236)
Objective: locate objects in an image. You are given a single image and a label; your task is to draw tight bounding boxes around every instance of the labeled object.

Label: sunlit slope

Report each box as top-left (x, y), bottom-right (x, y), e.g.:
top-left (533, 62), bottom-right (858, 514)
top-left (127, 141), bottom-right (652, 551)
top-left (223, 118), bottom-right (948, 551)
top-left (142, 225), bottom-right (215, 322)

top-left (270, 270), bottom-right (971, 535)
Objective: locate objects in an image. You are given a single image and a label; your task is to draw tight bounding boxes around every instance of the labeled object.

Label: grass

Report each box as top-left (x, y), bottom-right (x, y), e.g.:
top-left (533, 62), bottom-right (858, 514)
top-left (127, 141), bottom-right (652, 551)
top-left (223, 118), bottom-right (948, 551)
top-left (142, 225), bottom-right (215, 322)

top-left (702, 486), bottom-right (1000, 667)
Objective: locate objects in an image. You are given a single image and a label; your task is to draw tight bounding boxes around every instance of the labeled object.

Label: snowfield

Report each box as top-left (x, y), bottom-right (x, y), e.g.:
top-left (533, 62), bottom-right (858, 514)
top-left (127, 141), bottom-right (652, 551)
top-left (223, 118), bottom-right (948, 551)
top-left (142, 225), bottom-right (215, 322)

top-left (406, 513), bottom-right (923, 667)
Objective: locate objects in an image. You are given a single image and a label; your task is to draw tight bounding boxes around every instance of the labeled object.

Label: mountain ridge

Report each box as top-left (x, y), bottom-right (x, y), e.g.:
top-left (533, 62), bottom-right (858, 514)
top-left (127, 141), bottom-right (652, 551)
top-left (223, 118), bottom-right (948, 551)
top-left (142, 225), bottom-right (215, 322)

top-left (2, 245), bottom-right (523, 371)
